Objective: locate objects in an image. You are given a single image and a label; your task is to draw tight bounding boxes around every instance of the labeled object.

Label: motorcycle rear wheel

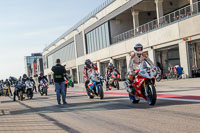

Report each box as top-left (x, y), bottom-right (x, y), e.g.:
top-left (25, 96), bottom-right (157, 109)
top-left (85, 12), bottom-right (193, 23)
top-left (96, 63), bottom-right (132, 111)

top-left (129, 94), bottom-right (140, 104)
top-left (86, 88), bottom-right (94, 99)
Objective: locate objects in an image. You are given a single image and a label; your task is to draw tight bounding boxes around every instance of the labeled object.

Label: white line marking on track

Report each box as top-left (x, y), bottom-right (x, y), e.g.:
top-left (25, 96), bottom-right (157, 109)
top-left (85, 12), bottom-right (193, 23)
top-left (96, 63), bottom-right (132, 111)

top-left (158, 98), bottom-right (200, 102)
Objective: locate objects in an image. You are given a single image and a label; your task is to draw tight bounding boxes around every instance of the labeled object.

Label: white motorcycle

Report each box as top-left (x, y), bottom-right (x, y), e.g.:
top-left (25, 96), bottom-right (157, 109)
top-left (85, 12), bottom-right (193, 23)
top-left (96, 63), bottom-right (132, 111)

top-left (39, 79), bottom-right (48, 96)
top-left (25, 80), bottom-right (34, 99)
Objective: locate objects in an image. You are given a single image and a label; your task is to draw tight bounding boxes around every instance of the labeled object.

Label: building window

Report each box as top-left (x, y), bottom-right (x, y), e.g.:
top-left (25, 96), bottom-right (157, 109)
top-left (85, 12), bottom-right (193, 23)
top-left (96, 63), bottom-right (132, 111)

top-left (47, 42), bottom-right (75, 68)
top-left (86, 22), bottom-right (110, 54)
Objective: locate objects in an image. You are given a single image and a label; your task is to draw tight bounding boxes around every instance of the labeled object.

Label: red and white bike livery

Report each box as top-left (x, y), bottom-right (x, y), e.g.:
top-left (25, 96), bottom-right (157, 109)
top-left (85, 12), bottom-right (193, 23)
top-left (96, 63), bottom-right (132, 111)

top-left (127, 61), bottom-right (157, 106)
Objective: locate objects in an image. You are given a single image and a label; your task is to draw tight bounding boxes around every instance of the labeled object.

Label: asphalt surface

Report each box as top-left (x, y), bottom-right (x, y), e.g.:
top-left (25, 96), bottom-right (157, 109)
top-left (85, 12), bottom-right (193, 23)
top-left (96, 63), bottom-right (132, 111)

top-left (0, 84), bottom-right (200, 133)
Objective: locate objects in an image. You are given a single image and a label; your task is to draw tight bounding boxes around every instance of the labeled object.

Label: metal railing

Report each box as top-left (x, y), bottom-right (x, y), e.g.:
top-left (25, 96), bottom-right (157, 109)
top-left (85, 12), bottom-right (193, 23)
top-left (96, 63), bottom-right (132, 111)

top-left (112, 1), bottom-right (200, 44)
top-left (44, 0), bottom-right (116, 52)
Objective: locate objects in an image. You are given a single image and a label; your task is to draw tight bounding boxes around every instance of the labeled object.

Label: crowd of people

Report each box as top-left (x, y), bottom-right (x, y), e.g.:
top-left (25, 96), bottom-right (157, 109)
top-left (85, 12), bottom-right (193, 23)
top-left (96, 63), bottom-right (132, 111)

top-left (1, 43), bottom-right (185, 105)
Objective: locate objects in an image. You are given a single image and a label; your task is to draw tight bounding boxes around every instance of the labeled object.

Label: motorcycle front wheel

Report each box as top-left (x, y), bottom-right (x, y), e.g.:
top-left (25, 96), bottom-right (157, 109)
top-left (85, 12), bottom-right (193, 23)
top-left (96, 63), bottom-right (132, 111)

top-left (145, 84), bottom-right (157, 106)
top-left (98, 85), bottom-right (104, 99)
top-left (19, 90), bottom-right (23, 101)
top-left (27, 90), bottom-right (33, 99)
top-left (115, 81), bottom-right (120, 90)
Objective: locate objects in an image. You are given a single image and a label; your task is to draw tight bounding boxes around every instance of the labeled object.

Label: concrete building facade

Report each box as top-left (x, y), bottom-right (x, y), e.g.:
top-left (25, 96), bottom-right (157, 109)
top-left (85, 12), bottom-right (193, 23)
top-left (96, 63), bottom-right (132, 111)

top-left (42, 0), bottom-right (200, 83)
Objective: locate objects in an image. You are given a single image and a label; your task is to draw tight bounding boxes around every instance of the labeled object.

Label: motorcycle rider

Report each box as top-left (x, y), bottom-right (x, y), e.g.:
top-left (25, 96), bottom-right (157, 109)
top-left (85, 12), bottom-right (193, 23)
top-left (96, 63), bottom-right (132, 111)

top-left (22, 74), bottom-right (29, 84)
top-left (106, 62), bottom-right (120, 90)
top-left (21, 74), bottom-right (30, 95)
top-left (124, 43), bottom-right (155, 95)
top-left (4, 79), bottom-right (12, 96)
top-left (38, 73), bottom-right (48, 92)
top-left (83, 59), bottom-right (98, 90)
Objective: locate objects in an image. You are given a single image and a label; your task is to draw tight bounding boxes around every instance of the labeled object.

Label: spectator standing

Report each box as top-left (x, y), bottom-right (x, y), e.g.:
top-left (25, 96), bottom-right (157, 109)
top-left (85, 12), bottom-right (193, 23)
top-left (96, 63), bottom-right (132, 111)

top-left (51, 59), bottom-right (67, 105)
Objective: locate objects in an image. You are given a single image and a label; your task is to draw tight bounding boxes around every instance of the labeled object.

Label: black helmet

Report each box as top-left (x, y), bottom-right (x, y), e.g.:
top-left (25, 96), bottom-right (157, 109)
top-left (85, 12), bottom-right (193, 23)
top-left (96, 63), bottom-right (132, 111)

top-left (23, 74), bottom-right (27, 79)
top-left (134, 43), bottom-right (143, 54)
top-left (40, 72), bottom-right (44, 76)
top-left (85, 59), bottom-right (92, 68)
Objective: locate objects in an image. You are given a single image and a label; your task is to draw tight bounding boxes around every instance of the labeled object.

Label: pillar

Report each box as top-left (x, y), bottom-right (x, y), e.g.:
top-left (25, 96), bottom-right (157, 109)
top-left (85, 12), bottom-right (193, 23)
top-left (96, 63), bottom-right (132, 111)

top-left (131, 8), bottom-right (140, 29)
top-left (126, 54), bottom-right (131, 71)
top-left (189, 0), bottom-right (198, 12)
top-left (179, 41), bottom-right (190, 78)
top-left (73, 32), bottom-right (78, 59)
top-left (118, 59), bottom-right (123, 79)
top-left (148, 48), bottom-right (156, 64)
top-left (155, 0), bottom-right (164, 24)
top-left (97, 61), bottom-right (101, 74)
top-left (76, 66), bottom-right (80, 84)
top-left (82, 30), bottom-right (87, 55)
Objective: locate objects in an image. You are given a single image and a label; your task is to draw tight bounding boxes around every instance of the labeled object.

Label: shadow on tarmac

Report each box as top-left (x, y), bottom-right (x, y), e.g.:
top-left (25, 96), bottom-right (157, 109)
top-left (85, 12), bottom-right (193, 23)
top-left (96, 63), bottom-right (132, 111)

top-left (9, 93), bottom-right (200, 116)
top-left (1, 93), bottom-right (199, 132)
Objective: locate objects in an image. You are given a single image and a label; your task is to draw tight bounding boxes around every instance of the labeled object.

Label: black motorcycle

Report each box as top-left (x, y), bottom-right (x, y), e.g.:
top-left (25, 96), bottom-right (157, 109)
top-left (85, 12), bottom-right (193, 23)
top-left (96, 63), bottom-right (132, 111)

top-left (13, 81), bottom-right (25, 101)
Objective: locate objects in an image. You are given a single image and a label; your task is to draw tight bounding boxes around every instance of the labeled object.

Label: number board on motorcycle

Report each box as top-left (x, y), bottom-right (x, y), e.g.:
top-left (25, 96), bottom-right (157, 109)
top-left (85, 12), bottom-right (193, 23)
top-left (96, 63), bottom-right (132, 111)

top-left (94, 77), bottom-right (98, 81)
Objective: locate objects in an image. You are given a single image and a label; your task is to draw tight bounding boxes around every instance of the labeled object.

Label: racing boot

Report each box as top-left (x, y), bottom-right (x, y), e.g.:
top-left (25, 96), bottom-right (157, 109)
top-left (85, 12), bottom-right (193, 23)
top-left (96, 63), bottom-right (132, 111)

top-left (124, 79), bottom-right (136, 96)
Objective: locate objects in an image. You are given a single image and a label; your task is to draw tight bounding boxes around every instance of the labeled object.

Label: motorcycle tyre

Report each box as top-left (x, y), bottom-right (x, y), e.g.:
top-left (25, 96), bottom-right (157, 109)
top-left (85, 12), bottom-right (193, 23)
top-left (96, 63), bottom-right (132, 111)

top-left (86, 87), bottom-right (94, 99)
top-left (145, 84), bottom-right (157, 106)
top-left (19, 90), bottom-right (23, 101)
top-left (129, 94), bottom-right (140, 104)
top-left (116, 81), bottom-right (120, 90)
top-left (98, 85), bottom-right (104, 100)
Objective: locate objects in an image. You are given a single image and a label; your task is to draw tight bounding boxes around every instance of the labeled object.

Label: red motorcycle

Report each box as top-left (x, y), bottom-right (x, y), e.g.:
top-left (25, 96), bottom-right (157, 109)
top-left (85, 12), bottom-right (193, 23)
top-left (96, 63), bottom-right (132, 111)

top-left (125, 62), bottom-right (157, 106)
top-left (107, 71), bottom-right (120, 90)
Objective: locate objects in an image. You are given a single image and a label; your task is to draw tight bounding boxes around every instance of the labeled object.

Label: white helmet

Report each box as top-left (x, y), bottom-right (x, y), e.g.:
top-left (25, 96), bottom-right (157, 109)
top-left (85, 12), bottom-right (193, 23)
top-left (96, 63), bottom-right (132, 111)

top-left (134, 43), bottom-right (143, 54)
top-left (108, 62), bottom-right (113, 68)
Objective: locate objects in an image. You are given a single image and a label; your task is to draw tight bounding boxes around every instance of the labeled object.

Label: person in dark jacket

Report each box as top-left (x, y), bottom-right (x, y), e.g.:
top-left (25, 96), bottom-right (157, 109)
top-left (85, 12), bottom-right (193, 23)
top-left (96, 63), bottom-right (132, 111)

top-left (51, 59), bottom-right (67, 105)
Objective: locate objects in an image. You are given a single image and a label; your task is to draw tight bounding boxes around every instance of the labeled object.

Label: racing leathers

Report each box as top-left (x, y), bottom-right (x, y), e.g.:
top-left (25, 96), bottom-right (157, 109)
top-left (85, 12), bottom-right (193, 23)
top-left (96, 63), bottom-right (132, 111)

top-left (125, 53), bottom-right (154, 94)
top-left (106, 67), bottom-right (120, 89)
top-left (83, 64), bottom-right (98, 89)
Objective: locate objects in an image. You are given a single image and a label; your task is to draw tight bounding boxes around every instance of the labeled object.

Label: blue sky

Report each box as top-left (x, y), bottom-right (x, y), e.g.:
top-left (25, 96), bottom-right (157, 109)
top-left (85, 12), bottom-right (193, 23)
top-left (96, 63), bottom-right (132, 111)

top-left (0, 0), bottom-right (105, 79)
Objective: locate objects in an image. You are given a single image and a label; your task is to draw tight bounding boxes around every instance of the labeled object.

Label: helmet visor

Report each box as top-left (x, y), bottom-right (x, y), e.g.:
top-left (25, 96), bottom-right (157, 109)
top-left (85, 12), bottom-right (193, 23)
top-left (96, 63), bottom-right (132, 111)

top-left (136, 47), bottom-right (142, 51)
